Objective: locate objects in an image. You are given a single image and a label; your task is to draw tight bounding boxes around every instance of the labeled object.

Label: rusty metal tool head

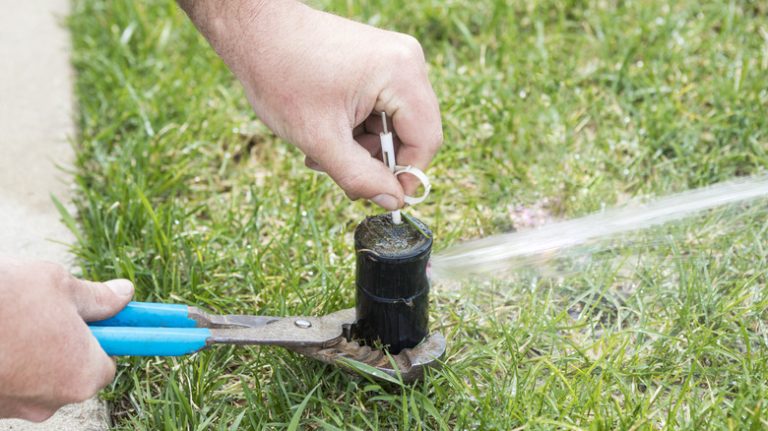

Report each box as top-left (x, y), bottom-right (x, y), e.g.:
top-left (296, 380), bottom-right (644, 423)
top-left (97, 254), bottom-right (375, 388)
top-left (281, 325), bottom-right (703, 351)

top-left (290, 331), bottom-right (446, 383)
top-left (195, 306), bottom-right (446, 383)
top-left (89, 301), bottom-right (445, 383)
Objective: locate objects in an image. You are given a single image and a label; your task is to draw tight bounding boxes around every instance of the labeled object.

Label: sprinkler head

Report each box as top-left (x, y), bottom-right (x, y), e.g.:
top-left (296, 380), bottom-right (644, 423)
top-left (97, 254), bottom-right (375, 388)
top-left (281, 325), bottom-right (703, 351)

top-left (352, 213), bottom-right (436, 354)
top-left (294, 213), bottom-right (445, 383)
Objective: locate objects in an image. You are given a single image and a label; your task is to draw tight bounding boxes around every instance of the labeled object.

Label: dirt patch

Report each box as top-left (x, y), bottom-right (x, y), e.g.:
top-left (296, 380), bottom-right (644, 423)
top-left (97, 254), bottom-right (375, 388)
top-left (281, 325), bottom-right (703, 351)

top-left (355, 213), bottom-right (432, 259)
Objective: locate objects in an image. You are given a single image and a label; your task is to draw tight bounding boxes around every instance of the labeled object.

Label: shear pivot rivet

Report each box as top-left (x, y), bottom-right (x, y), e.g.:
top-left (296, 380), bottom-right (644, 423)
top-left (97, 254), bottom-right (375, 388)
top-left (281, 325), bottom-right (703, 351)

top-left (294, 319), bottom-right (312, 329)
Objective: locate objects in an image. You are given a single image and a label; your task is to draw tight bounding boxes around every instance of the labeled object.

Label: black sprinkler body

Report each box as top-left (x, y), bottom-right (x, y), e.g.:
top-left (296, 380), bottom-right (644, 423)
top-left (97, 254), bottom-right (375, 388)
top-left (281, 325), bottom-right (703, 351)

top-left (353, 213), bottom-right (432, 354)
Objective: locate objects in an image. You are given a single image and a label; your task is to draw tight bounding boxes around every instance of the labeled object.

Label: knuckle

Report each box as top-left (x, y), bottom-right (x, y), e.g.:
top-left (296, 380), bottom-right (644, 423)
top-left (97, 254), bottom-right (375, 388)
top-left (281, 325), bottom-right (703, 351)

top-left (430, 127), bottom-right (444, 151)
top-left (390, 34), bottom-right (425, 63)
top-left (304, 157), bottom-right (323, 172)
top-left (71, 387), bottom-right (97, 404)
top-left (60, 376), bottom-right (99, 404)
top-left (54, 343), bottom-right (105, 404)
top-left (337, 174), bottom-right (360, 199)
top-left (48, 264), bottom-right (75, 292)
top-left (25, 407), bottom-right (58, 423)
top-left (101, 359), bottom-right (117, 385)
top-left (400, 34), bottom-right (424, 57)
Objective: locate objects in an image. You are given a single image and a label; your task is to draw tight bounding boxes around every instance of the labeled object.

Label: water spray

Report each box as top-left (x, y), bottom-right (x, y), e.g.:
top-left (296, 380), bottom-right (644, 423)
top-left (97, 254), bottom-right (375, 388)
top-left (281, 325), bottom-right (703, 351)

top-left (432, 174), bottom-right (768, 280)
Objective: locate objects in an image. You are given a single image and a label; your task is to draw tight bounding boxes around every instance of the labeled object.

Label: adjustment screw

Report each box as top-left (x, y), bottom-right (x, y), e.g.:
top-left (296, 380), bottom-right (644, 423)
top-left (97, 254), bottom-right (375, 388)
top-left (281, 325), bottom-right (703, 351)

top-left (294, 319), bottom-right (312, 329)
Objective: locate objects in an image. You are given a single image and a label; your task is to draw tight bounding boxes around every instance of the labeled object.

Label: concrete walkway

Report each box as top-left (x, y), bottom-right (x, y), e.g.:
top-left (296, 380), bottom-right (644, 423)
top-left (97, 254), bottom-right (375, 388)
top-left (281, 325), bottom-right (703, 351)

top-left (0, 0), bottom-right (110, 429)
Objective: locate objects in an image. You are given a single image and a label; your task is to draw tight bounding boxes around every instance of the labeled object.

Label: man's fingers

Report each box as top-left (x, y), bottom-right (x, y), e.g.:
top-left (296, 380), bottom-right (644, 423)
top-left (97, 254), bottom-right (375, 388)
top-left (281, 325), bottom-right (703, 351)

top-left (49, 316), bottom-right (117, 406)
top-left (355, 133), bottom-right (384, 159)
top-left (356, 133), bottom-right (425, 196)
top-left (363, 113), bottom-right (393, 135)
top-left (391, 88), bottom-right (442, 169)
top-left (3, 403), bottom-right (58, 423)
top-left (68, 278), bottom-right (134, 322)
top-left (85, 333), bottom-right (117, 393)
top-left (392, 104), bottom-right (442, 195)
top-left (367, 55), bottom-right (442, 197)
top-left (304, 156), bottom-right (323, 171)
top-left (306, 130), bottom-right (382, 169)
top-left (387, 73), bottom-right (443, 180)
top-left (308, 131), bottom-right (404, 210)
top-left (307, 131), bottom-right (422, 202)
top-left (59, 327), bottom-right (117, 404)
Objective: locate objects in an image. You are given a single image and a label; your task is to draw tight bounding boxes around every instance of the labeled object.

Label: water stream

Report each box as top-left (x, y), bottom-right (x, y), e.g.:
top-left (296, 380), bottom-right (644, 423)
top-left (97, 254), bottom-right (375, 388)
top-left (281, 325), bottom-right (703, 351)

top-left (431, 175), bottom-right (768, 280)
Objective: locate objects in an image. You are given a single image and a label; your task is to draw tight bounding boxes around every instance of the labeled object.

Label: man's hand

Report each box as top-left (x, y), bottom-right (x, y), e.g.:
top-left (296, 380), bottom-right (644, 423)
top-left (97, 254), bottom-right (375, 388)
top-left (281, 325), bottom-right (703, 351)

top-left (0, 258), bottom-right (134, 422)
top-left (180, 0), bottom-right (443, 211)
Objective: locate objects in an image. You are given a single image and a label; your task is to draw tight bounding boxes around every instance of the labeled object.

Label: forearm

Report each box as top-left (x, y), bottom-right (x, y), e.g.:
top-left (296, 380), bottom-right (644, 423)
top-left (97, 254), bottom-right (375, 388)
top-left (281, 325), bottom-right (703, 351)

top-left (177, 0), bottom-right (296, 80)
top-left (177, 0), bottom-right (323, 131)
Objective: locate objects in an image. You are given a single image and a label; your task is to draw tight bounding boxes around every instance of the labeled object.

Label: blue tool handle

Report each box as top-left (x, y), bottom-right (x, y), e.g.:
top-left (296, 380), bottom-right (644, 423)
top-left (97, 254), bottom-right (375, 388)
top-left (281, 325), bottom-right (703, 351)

top-left (89, 301), bottom-right (198, 328)
top-left (91, 327), bottom-right (211, 356)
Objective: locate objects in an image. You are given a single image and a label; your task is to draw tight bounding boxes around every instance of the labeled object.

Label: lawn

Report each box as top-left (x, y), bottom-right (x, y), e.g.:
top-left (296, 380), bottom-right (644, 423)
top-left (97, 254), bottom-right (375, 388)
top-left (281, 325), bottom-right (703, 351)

top-left (68, 0), bottom-right (768, 429)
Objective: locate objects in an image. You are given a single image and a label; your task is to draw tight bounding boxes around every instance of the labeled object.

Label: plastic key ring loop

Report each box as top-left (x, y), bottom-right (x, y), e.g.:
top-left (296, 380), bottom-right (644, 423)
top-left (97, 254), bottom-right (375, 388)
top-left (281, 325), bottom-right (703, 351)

top-left (394, 165), bottom-right (431, 205)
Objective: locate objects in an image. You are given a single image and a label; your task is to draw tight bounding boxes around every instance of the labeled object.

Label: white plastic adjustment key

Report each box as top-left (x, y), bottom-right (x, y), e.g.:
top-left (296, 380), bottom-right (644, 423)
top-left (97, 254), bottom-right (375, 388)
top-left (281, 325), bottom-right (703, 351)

top-left (379, 112), bottom-right (402, 224)
top-left (380, 115), bottom-right (396, 174)
top-left (378, 112), bottom-right (432, 220)
top-left (394, 165), bottom-right (431, 205)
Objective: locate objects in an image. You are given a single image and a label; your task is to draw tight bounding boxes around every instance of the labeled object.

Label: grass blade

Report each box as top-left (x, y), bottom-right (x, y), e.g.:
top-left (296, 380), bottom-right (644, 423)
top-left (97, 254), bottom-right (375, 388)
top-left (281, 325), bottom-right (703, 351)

top-left (287, 383), bottom-right (320, 431)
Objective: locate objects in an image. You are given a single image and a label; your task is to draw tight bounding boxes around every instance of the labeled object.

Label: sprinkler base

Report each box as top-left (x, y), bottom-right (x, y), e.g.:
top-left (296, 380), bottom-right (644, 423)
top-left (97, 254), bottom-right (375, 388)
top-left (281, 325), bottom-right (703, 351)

top-left (353, 213), bottom-right (433, 354)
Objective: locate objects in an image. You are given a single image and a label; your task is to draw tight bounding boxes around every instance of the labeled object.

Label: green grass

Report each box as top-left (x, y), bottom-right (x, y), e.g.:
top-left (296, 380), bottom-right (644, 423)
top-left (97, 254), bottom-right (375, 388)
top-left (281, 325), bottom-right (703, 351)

top-left (67, 0), bottom-right (768, 429)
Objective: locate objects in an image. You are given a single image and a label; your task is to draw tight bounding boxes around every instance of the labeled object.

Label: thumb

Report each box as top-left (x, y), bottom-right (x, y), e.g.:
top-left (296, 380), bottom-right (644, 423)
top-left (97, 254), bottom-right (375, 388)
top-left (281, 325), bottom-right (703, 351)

top-left (311, 131), bottom-right (405, 210)
top-left (69, 278), bottom-right (134, 322)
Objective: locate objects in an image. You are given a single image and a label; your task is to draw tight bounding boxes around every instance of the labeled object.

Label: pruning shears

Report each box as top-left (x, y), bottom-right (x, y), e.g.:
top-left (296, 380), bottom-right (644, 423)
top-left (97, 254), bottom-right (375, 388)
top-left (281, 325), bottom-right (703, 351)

top-left (88, 301), bottom-right (445, 382)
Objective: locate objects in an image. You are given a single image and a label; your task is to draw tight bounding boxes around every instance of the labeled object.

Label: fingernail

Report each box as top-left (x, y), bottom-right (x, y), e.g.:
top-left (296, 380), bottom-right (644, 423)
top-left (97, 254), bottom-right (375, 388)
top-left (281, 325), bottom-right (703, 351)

top-left (105, 279), bottom-right (134, 297)
top-left (371, 194), bottom-right (400, 211)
